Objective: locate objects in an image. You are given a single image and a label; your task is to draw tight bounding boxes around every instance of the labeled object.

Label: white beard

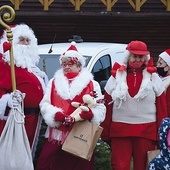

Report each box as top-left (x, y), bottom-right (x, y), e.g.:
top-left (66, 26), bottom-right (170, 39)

top-left (3, 44), bottom-right (40, 72)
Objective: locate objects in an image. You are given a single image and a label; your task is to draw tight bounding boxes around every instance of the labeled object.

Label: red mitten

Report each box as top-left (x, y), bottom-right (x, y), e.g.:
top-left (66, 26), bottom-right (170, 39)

top-left (80, 109), bottom-right (93, 120)
top-left (3, 42), bottom-right (11, 52)
top-left (119, 65), bottom-right (126, 71)
top-left (63, 115), bottom-right (75, 126)
top-left (146, 57), bottom-right (157, 73)
top-left (54, 112), bottom-right (66, 122)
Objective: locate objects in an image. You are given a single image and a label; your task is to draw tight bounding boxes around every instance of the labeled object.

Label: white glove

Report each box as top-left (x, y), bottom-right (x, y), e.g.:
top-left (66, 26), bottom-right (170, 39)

top-left (8, 90), bottom-right (25, 109)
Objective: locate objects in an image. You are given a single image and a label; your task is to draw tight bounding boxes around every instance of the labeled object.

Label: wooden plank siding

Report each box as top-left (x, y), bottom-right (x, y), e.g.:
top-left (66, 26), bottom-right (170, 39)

top-left (0, 0), bottom-right (170, 61)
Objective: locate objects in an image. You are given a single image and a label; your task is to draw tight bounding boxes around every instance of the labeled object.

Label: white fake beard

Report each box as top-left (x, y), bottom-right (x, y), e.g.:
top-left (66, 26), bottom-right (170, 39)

top-left (3, 44), bottom-right (40, 72)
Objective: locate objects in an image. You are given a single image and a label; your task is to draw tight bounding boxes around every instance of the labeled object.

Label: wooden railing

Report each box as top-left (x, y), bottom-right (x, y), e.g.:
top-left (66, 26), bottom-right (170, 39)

top-left (9, 0), bottom-right (170, 11)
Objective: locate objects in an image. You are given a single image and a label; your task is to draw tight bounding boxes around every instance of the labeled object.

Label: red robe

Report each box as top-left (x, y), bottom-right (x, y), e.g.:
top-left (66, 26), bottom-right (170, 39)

top-left (36, 79), bottom-right (95, 170)
top-left (0, 54), bottom-right (45, 148)
top-left (166, 86), bottom-right (170, 117)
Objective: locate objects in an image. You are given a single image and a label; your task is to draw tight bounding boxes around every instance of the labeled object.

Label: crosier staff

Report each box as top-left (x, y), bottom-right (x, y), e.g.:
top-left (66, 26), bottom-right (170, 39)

top-left (0, 6), bottom-right (34, 170)
top-left (0, 5), bottom-right (16, 90)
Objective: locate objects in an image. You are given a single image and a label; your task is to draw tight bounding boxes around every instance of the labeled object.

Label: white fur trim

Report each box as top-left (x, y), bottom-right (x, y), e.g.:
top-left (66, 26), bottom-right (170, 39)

top-left (159, 51), bottom-right (170, 67)
top-left (106, 69), bottom-right (161, 108)
top-left (60, 50), bottom-right (85, 67)
top-left (41, 104), bottom-right (62, 128)
top-left (39, 81), bottom-right (63, 127)
top-left (53, 68), bottom-right (93, 100)
top-left (91, 103), bottom-right (106, 125)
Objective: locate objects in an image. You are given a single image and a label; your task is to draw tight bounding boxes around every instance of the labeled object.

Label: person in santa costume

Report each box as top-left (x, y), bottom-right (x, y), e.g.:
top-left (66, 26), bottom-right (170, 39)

top-left (35, 41), bottom-right (106, 170)
top-left (156, 49), bottom-right (170, 117)
top-left (101, 40), bottom-right (168, 170)
top-left (0, 23), bottom-right (48, 157)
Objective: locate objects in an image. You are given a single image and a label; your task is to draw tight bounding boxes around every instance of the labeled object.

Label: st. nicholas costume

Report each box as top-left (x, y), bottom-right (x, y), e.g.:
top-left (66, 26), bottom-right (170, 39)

top-left (0, 24), bottom-right (48, 157)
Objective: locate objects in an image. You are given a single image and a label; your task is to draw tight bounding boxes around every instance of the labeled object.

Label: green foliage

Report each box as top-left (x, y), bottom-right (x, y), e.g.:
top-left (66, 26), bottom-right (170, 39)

top-left (94, 138), bottom-right (111, 170)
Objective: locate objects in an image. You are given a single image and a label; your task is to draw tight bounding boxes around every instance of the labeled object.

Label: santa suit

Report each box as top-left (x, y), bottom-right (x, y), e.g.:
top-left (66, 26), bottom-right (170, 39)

top-left (161, 76), bottom-right (170, 117)
top-left (0, 54), bottom-right (47, 151)
top-left (101, 67), bottom-right (168, 170)
top-left (36, 68), bottom-right (106, 170)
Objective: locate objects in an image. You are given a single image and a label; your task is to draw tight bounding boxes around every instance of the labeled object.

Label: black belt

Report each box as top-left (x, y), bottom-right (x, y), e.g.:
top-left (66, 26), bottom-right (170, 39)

top-left (24, 108), bottom-right (40, 114)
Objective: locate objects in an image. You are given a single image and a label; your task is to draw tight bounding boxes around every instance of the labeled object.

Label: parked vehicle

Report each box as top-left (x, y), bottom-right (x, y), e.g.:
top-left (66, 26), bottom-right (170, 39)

top-left (38, 38), bottom-right (127, 93)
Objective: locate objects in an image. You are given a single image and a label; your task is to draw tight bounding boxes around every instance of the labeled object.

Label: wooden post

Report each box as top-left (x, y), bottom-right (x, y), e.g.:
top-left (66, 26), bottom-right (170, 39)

top-left (39, 0), bottom-right (54, 11)
top-left (70, 0), bottom-right (86, 11)
top-left (101, 0), bottom-right (118, 11)
top-left (10, 0), bottom-right (23, 10)
top-left (128, 0), bottom-right (147, 11)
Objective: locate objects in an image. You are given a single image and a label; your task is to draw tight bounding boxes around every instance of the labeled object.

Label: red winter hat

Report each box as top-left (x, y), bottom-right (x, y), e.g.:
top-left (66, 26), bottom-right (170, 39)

top-left (159, 49), bottom-right (170, 67)
top-left (60, 41), bottom-right (85, 67)
top-left (126, 40), bottom-right (150, 55)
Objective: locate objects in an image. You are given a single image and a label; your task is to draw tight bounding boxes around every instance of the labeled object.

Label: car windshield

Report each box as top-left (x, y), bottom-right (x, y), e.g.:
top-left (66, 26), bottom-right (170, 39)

top-left (38, 54), bottom-right (91, 79)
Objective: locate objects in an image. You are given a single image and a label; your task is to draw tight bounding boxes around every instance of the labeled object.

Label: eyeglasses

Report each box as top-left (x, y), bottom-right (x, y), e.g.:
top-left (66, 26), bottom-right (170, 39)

top-left (61, 61), bottom-right (74, 68)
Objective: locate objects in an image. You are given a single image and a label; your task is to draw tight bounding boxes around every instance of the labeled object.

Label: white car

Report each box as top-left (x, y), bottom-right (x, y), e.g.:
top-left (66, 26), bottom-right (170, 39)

top-left (38, 41), bottom-right (127, 93)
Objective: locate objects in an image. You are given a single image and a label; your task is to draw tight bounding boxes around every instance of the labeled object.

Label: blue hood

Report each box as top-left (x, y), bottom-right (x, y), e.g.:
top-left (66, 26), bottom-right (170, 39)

top-left (159, 117), bottom-right (170, 159)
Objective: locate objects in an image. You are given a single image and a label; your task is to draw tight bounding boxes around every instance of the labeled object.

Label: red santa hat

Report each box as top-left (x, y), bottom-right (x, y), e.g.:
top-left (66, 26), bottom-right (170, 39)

top-left (59, 41), bottom-right (85, 67)
top-left (159, 49), bottom-right (170, 67)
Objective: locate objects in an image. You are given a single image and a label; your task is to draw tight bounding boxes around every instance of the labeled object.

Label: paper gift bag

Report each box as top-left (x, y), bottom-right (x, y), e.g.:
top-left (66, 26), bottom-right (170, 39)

top-left (62, 121), bottom-right (103, 161)
top-left (147, 149), bottom-right (160, 165)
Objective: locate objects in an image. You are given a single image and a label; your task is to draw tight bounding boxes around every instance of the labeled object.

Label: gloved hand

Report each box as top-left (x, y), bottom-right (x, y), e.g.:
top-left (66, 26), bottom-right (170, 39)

top-left (8, 90), bottom-right (25, 109)
top-left (63, 115), bottom-right (75, 127)
top-left (79, 109), bottom-right (93, 120)
top-left (3, 41), bottom-right (11, 53)
top-left (54, 112), bottom-right (66, 122)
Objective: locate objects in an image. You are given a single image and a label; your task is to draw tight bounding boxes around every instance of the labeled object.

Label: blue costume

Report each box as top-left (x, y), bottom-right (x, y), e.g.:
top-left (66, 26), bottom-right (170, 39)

top-left (148, 117), bottom-right (170, 170)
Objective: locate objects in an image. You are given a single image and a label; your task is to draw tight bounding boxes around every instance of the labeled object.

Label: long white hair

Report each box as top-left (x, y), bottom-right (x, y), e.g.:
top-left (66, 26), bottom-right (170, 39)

top-left (1, 23), bottom-right (40, 72)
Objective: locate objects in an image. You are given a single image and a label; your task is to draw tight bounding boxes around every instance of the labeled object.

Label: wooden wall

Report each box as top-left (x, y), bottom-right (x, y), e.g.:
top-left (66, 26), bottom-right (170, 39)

top-left (0, 0), bottom-right (170, 60)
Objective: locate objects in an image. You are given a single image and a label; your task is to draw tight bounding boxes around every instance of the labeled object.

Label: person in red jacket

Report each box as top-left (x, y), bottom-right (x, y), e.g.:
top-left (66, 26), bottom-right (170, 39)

top-left (156, 49), bottom-right (170, 117)
top-left (0, 23), bottom-right (48, 157)
top-left (35, 41), bottom-right (106, 170)
top-left (101, 40), bottom-right (168, 170)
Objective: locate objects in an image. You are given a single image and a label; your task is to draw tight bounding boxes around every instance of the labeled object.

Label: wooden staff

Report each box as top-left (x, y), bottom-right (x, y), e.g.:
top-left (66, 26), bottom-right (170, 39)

top-left (0, 5), bottom-right (16, 91)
